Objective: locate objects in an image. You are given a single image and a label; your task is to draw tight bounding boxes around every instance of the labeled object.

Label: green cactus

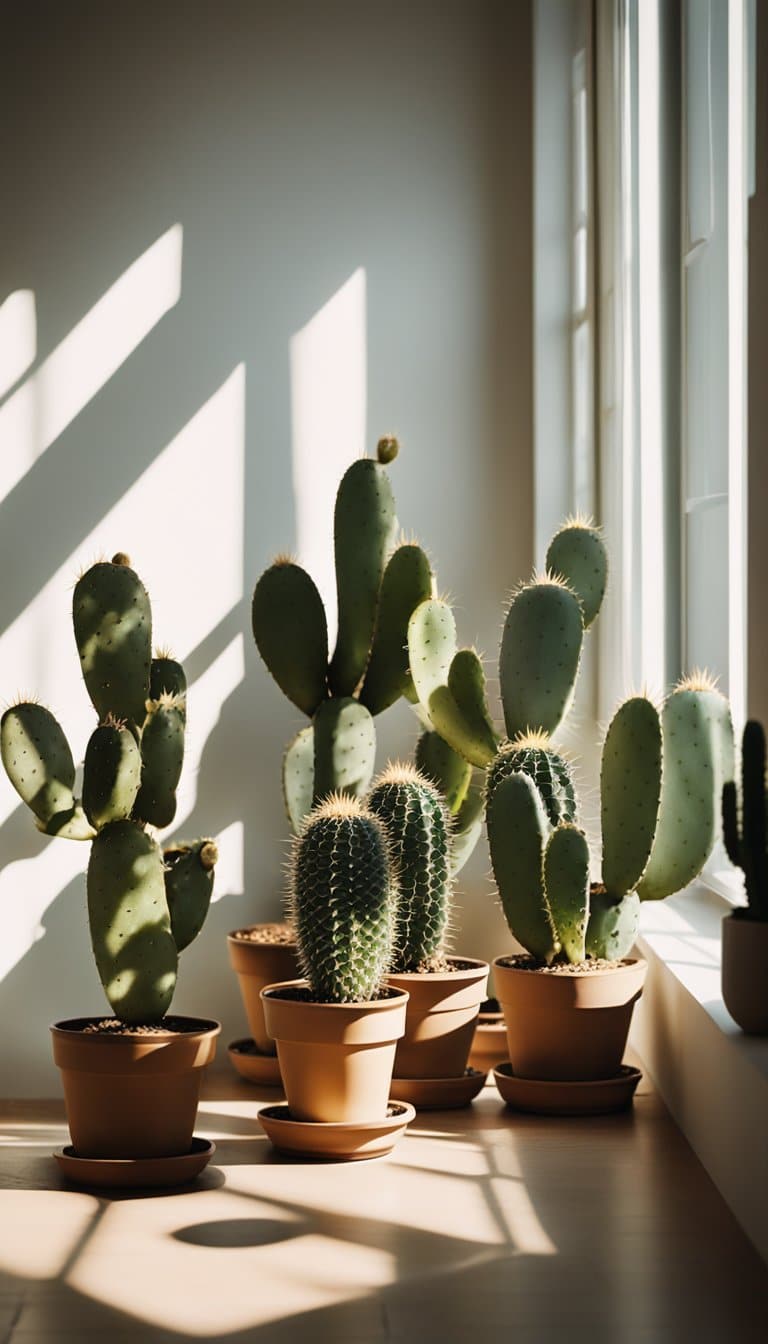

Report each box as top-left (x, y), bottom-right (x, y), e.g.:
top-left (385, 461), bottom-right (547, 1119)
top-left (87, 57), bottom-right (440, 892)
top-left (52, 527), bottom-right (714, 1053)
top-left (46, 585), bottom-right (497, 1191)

top-left (722, 720), bottom-right (768, 920)
top-left (544, 824), bottom-right (590, 963)
top-left (359, 543), bottom-right (433, 714)
top-left (312, 698), bottom-right (376, 803)
top-left (407, 600), bottom-right (497, 767)
top-left (72, 555), bottom-right (152, 728)
top-left (133, 693), bottom-right (186, 828)
top-left (164, 839), bottom-right (219, 951)
top-left (87, 820), bottom-right (178, 1024)
top-left (415, 730), bottom-right (472, 814)
top-left (450, 785), bottom-right (484, 876)
top-left (289, 795), bottom-right (396, 1003)
top-left (586, 889), bottom-right (640, 961)
top-left (367, 764), bottom-right (450, 972)
top-left (601, 696), bottom-right (662, 899)
top-left (486, 731), bottom-right (576, 828)
top-left (328, 445), bottom-right (398, 697)
top-left (82, 719), bottom-right (142, 830)
top-left (282, 725), bottom-right (315, 835)
top-left (0, 555), bottom-right (216, 1025)
top-left (636, 675), bottom-right (734, 901)
top-left (499, 576), bottom-right (585, 739)
top-left (252, 560), bottom-right (328, 717)
top-left (487, 772), bottom-right (556, 963)
top-left (545, 519), bottom-right (608, 629)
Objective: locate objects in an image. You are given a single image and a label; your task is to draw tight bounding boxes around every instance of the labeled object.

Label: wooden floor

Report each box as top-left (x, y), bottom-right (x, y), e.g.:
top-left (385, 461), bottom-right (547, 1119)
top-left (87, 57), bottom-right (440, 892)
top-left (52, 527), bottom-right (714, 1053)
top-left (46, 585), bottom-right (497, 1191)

top-left (1, 1066), bottom-right (766, 1344)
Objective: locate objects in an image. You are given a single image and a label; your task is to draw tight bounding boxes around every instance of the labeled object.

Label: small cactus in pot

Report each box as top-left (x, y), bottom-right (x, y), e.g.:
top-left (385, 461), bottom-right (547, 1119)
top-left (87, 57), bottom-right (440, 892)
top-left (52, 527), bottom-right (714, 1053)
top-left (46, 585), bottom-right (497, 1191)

top-left (720, 720), bottom-right (768, 1033)
top-left (0, 554), bottom-right (220, 1160)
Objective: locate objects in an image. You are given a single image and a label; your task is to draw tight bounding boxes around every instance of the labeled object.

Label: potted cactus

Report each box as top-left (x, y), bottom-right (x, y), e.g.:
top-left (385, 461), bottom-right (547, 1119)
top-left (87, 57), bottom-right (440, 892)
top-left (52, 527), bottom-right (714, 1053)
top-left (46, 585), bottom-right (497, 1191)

top-left (0, 555), bottom-right (219, 1176)
top-left (258, 794), bottom-right (413, 1159)
top-left (407, 520), bottom-right (734, 1108)
top-left (721, 720), bottom-right (768, 1034)
top-left (365, 763), bottom-right (488, 1106)
top-left (230, 436), bottom-right (483, 1074)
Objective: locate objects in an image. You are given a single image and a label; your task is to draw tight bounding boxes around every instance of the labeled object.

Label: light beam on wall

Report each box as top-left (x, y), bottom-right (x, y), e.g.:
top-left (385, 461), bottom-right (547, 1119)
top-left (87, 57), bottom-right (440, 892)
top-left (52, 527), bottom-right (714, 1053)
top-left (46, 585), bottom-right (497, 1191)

top-left (0, 289), bottom-right (36, 400)
top-left (0, 225), bottom-right (183, 505)
top-left (290, 268), bottom-right (367, 645)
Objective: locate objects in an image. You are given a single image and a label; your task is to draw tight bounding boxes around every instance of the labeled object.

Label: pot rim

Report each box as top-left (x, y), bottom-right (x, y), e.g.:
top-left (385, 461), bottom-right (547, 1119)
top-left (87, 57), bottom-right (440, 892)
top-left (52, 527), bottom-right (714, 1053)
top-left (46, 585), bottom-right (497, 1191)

top-left (261, 978), bottom-right (409, 1010)
top-left (50, 1015), bottom-right (221, 1042)
top-left (492, 954), bottom-right (646, 979)
top-left (386, 956), bottom-right (489, 983)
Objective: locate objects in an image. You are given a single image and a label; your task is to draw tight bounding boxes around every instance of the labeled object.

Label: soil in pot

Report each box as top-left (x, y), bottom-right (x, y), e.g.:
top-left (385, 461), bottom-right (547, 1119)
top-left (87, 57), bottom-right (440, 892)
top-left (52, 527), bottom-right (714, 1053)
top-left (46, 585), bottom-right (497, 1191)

top-left (493, 954), bottom-right (646, 1082)
top-left (228, 923), bottom-right (300, 1054)
top-left (386, 957), bottom-right (489, 1080)
top-left (51, 1016), bottom-right (220, 1159)
top-left (722, 913), bottom-right (768, 1034)
top-left (262, 981), bottom-right (408, 1124)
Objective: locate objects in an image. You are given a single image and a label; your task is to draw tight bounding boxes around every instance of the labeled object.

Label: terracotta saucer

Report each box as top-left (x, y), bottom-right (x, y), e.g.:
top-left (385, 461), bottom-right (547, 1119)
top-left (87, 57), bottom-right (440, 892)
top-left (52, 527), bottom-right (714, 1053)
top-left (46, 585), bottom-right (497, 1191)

top-left (228, 1038), bottom-right (283, 1086)
top-left (390, 1068), bottom-right (487, 1110)
top-left (258, 1102), bottom-right (415, 1161)
top-left (493, 1063), bottom-right (642, 1116)
top-left (54, 1137), bottom-right (215, 1189)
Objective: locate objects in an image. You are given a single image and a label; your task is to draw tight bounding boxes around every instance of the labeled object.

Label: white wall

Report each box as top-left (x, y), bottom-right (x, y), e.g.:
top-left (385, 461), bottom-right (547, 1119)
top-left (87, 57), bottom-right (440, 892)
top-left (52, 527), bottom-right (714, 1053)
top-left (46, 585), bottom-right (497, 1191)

top-left (0, 0), bottom-right (533, 1093)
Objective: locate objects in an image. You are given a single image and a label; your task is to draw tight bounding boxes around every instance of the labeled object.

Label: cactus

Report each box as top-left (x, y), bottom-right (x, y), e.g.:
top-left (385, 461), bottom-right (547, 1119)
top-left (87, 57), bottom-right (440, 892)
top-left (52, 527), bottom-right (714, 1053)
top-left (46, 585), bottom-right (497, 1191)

top-left (367, 764), bottom-right (450, 972)
top-left (0, 554), bottom-right (217, 1024)
top-left (450, 785), bottom-right (484, 876)
top-left (487, 681), bottom-right (733, 965)
top-left (164, 839), bottom-right (219, 951)
top-left (722, 720), bottom-right (768, 920)
top-left (82, 719), bottom-right (142, 830)
top-left (545, 519), bottom-right (608, 629)
top-left (289, 795), bottom-right (396, 1002)
top-left (415, 730), bottom-right (472, 814)
top-left (486, 731), bottom-right (576, 828)
top-left (499, 576), bottom-right (585, 740)
top-left (253, 439), bottom-right (435, 832)
top-left (407, 600), bottom-right (497, 767)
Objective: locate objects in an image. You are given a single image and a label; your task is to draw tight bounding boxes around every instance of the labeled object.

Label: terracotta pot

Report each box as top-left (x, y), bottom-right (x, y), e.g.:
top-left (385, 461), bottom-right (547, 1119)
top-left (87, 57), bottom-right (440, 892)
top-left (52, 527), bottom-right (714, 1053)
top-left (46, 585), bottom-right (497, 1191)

top-left (50, 1017), bottom-right (220, 1159)
top-left (228, 925), bottom-right (300, 1054)
top-left (493, 956), bottom-right (646, 1081)
top-left (468, 999), bottom-right (507, 1074)
top-left (722, 914), bottom-right (768, 1034)
top-left (386, 958), bottom-right (489, 1079)
top-left (262, 981), bottom-right (408, 1123)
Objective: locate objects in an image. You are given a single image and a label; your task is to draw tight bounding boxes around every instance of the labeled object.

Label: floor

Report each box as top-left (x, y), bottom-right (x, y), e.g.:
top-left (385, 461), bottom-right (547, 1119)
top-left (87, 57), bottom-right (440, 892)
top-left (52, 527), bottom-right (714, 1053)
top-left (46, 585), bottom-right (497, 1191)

top-left (0, 1065), bottom-right (766, 1344)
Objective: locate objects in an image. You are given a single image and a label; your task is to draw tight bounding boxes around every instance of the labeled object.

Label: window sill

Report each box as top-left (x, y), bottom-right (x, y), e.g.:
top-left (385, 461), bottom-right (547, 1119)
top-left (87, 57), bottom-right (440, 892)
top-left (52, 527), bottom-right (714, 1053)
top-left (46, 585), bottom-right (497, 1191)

top-left (631, 881), bottom-right (768, 1264)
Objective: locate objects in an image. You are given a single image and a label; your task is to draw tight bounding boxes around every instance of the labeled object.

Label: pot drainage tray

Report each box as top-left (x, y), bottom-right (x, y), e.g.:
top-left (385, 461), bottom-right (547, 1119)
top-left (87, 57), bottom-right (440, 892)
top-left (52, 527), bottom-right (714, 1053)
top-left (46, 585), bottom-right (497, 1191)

top-left (228, 1038), bottom-right (283, 1087)
top-left (258, 1101), bottom-right (415, 1161)
top-left (390, 1069), bottom-right (487, 1110)
top-left (493, 1063), bottom-right (642, 1115)
top-left (54, 1136), bottom-right (215, 1189)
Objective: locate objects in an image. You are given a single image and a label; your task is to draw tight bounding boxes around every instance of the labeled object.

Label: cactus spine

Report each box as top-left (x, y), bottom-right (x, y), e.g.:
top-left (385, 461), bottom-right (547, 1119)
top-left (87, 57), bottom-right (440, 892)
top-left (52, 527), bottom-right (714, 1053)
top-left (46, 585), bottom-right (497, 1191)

top-left (723, 720), bottom-right (768, 920)
top-left (289, 796), bottom-right (396, 1002)
top-left (367, 765), bottom-right (451, 972)
top-left (252, 439), bottom-right (436, 832)
top-left (0, 554), bottom-right (217, 1024)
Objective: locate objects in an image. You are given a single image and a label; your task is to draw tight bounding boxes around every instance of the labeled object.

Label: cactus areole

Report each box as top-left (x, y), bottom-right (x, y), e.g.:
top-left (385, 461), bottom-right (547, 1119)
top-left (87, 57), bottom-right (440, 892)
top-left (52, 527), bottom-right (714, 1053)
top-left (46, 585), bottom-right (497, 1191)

top-left (1, 555), bottom-right (218, 1029)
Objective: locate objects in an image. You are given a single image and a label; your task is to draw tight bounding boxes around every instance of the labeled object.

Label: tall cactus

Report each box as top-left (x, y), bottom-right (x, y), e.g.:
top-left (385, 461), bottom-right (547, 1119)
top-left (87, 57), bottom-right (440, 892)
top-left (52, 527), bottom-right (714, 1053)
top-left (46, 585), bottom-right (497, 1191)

top-left (289, 795), bottom-right (397, 1002)
top-left (367, 764), bottom-right (451, 972)
top-left (723, 720), bottom-right (768, 920)
top-left (0, 554), bottom-right (217, 1024)
top-left (487, 683), bottom-right (734, 965)
top-left (252, 438), bottom-right (435, 833)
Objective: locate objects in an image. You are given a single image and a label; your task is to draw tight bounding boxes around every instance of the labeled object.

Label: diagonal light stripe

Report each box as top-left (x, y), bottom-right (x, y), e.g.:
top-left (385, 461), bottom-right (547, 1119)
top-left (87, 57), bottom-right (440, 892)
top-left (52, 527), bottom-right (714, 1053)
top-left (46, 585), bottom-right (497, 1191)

top-left (0, 225), bottom-right (183, 505)
top-left (0, 290), bottom-right (36, 400)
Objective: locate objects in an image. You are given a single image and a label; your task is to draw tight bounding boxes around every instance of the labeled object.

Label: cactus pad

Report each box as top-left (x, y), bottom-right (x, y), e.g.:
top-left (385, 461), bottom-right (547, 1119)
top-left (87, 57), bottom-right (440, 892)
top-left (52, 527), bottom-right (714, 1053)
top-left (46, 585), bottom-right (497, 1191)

top-left (586, 888), bottom-right (640, 960)
top-left (408, 600), bottom-right (496, 766)
top-left (72, 558), bottom-right (152, 726)
top-left (415, 729), bottom-right (472, 814)
top-left (601, 696), bottom-right (662, 899)
top-left (1, 702), bottom-right (77, 828)
top-left (312, 697), bottom-right (376, 802)
top-left (329, 458), bottom-right (397, 696)
top-left (164, 839), bottom-right (218, 951)
top-left (499, 577), bottom-right (584, 738)
top-left (134, 695), bottom-right (185, 828)
top-left (545, 521), bottom-right (608, 629)
top-left (544, 824), bottom-right (590, 963)
top-left (359, 543), bottom-right (433, 714)
top-left (252, 561), bottom-right (328, 716)
top-left (83, 720), bottom-right (142, 830)
top-left (282, 725), bottom-right (316, 834)
top-left (487, 771), bottom-right (556, 963)
top-left (449, 784), bottom-right (484, 876)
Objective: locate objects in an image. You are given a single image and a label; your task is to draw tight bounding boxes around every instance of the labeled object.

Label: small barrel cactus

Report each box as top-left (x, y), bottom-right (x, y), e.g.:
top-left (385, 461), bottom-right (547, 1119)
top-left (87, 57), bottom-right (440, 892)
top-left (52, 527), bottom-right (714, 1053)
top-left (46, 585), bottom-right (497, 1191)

top-left (252, 437), bottom-right (435, 833)
top-left (0, 554), bottom-right (217, 1025)
top-left (367, 764), bottom-right (451, 972)
top-left (289, 795), bottom-right (397, 1002)
top-left (723, 720), bottom-right (768, 920)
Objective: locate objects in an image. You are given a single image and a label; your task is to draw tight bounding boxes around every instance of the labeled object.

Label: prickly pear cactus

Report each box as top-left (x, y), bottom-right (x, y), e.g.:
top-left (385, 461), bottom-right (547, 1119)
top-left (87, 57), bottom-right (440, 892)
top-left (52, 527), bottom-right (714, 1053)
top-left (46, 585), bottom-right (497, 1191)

top-left (367, 764), bottom-right (451, 972)
top-left (252, 438), bottom-right (437, 831)
top-left (289, 795), bottom-right (396, 1002)
top-left (499, 576), bottom-right (585, 740)
top-left (0, 554), bottom-right (217, 1024)
top-left (545, 519), bottom-right (608, 629)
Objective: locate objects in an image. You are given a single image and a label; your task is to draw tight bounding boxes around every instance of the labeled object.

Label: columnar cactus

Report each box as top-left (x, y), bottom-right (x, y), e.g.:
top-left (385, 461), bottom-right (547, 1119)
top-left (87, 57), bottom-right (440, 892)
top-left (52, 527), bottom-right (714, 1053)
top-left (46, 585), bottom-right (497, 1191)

top-left (487, 681), bottom-right (734, 964)
top-left (367, 764), bottom-right (451, 972)
top-left (252, 438), bottom-right (434, 833)
top-left (289, 795), bottom-right (397, 1002)
top-left (0, 554), bottom-right (217, 1024)
top-left (723, 720), bottom-right (768, 920)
